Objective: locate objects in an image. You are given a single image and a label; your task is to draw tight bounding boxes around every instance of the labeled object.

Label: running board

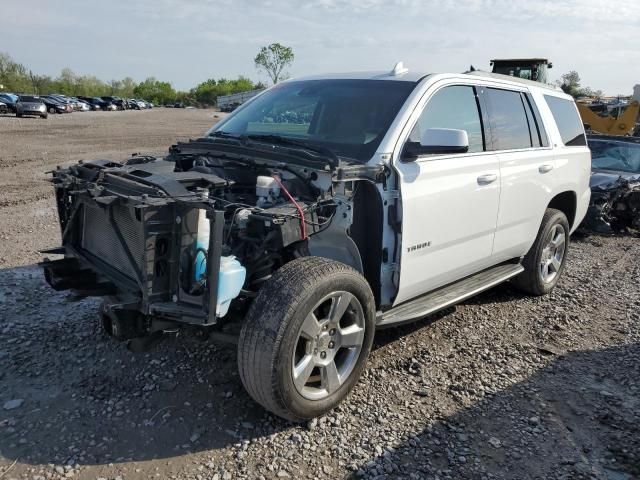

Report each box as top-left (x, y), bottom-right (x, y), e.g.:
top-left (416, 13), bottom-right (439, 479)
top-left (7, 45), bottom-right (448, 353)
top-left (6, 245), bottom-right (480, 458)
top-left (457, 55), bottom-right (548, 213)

top-left (378, 263), bottom-right (524, 327)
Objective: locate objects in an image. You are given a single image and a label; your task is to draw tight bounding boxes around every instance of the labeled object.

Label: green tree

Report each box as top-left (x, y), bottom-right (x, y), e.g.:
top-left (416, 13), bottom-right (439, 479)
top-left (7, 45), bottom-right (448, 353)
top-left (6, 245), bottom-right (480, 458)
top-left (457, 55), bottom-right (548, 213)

top-left (0, 52), bottom-right (31, 92)
top-left (557, 71), bottom-right (581, 96)
top-left (191, 76), bottom-right (256, 106)
top-left (254, 43), bottom-right (294, 84)
top-left (133, 77), bottom-right (176, 104)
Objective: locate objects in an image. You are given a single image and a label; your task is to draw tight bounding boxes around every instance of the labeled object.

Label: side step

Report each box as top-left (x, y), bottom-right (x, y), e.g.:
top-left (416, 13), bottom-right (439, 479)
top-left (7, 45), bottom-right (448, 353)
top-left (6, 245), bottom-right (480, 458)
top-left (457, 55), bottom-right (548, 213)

top-left (378, 263), bottom-right (524, 328)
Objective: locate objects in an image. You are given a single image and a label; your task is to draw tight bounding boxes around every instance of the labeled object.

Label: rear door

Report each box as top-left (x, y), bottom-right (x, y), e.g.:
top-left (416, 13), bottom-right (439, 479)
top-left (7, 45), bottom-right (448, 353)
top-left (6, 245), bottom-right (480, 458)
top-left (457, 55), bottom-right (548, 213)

top-left (394, 83), bottom-right (501, 304)
top-left (485, 87), bottom-right (557, 261)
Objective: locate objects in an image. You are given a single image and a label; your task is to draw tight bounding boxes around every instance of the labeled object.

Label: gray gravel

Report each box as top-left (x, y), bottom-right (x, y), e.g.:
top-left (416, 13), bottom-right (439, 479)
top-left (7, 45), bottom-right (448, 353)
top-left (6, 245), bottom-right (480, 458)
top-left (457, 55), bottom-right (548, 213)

top-left (1, 111), bottom-right (638, 480)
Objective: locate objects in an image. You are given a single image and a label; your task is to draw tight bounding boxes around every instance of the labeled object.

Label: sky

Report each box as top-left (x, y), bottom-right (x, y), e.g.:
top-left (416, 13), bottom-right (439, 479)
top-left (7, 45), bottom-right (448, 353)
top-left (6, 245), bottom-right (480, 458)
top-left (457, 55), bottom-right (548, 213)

top-left (2, 0), bottom-right (639, 95)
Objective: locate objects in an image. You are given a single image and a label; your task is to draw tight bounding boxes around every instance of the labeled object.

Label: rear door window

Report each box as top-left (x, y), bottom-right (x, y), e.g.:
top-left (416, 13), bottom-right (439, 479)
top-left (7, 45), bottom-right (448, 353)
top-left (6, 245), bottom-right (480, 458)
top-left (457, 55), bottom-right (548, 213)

top-left (544, 95), bottom-right (586, 146)
top-left (409, 85), bottom-right (485, 153)
top-left (485, 88), bottom-right (533, 150)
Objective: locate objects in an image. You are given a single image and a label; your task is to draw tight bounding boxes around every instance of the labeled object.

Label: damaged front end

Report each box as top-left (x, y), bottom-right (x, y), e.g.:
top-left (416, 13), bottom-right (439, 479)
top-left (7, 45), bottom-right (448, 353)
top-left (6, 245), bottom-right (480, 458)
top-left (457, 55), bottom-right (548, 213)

top-left (41, 142), bottom-right (348, 339)
top-left (584, 173), bottom-right (640, 233)
top-left (40, 141), bottom-right (367, 344)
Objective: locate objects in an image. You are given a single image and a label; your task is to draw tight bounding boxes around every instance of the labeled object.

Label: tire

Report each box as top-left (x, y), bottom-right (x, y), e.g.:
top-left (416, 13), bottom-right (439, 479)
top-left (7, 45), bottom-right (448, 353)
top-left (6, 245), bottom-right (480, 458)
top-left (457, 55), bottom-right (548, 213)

top-left (512, 208), bottom-right (570, 296)
top-left (48, 107), bottom-right (55, 114)
top-left (16, 112), bottom-right (22, 118)
top-left (238, 256), bottom-right (375, 422)
top-left (41, 113), bottom-right (48, 119)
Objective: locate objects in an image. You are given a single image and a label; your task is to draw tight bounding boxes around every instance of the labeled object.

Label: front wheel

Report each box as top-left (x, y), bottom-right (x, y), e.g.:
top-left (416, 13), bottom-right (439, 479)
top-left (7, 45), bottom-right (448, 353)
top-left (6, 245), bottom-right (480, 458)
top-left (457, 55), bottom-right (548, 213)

top-left (512, 208), bottom-right (570, 296)
top-left (237, 256), bottom-right (375, 422)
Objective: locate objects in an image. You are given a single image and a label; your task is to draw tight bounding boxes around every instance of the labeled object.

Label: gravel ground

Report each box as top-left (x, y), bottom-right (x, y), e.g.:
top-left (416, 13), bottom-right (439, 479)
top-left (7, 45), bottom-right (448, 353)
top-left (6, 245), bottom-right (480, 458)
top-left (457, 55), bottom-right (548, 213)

top-left (1, 110), bottom-right (639, 480)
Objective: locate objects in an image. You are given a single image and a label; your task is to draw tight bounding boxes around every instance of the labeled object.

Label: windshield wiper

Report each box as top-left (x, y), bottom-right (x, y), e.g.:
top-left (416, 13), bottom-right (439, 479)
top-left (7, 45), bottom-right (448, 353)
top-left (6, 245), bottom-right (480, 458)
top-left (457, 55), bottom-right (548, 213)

top-left (243, 134), bottom-right (339, 168)
top-left (208, 131), bottom-right (338, 168)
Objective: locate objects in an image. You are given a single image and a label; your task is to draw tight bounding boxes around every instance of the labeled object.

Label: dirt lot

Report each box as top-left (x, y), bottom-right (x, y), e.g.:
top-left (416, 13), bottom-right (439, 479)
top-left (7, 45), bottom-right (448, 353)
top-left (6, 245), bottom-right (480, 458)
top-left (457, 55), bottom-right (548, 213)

top-left (0, 110), bottom-right (639, 480)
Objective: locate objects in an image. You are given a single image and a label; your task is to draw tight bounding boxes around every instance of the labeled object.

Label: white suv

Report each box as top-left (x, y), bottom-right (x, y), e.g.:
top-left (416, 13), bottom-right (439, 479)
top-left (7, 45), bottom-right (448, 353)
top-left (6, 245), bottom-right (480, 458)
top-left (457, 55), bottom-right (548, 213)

top-left (44, 64), bottom-right (591, 421)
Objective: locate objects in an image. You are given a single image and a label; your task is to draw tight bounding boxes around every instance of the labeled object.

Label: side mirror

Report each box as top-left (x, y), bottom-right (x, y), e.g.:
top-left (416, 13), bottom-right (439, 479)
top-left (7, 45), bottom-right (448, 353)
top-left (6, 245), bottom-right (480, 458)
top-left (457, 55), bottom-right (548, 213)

top-left (403, 128), bottom-right (470, 160)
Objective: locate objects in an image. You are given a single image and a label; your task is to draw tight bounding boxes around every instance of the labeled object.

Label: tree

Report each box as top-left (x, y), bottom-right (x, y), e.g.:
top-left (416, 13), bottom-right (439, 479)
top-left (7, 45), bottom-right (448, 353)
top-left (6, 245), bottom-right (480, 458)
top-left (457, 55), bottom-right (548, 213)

top-left (0, 52), bottom-right (31, 92)
top-left (133, 77), bottom-right (176, 104)
top-left (557, 71), bottom-right (581, 96)
top-left (191, 76), bottom-right (257, 106)
top-left (254, 43), bottom-right (294, 85)
top-left (556, 71), bottom-right (603, 99)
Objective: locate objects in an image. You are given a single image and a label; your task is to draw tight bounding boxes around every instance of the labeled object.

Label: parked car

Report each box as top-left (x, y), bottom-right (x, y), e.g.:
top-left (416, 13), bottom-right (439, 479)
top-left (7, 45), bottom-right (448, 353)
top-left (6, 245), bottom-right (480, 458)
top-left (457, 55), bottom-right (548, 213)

top-left (0, 93), bottom-right (19, 113)
top-left (78, 96), bottom-right (114, 111)
top-left (128, 99), bottom-right (146, 110)
top-left (583, 135), bottom-right (640, 233)
top-left (47, 94), bottom-right (76, 110)
top-left (41, 96), bottom-right (72, 114)
top-left (42, 66), bottom-right (590, 421)
top-left (67, 96), bottom-right (89, 111)
top-left (101, 96), bottom-right (126, 110)
top-left (74, 99), bottom-right (92, 111)
top-left (173, 102), bottom-right (185, 108)
top-left (16, 95), bottom-right (47, 118)
top-left (77, 96), bottom-right (103, 111)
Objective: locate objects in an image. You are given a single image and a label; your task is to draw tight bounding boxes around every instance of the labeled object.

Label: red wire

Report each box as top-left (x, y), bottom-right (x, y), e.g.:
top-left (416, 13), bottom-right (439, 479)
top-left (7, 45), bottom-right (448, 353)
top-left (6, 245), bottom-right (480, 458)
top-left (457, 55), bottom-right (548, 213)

top-left (271, 174), bottom-right (307, 240)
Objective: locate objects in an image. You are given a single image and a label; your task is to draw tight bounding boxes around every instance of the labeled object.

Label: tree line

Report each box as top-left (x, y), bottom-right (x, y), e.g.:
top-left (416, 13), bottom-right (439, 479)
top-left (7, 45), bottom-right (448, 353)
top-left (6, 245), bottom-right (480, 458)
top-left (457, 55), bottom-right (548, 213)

top-left (0, 51), bottom-right (266, 106)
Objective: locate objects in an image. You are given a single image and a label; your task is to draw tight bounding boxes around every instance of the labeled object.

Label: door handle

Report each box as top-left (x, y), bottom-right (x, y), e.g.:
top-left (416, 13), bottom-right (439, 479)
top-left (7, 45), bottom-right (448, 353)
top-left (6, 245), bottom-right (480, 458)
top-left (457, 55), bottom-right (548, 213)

top-left (477, 173), bottom-right (498, 185)
top-left (539, 164), bottom-right (554, 174)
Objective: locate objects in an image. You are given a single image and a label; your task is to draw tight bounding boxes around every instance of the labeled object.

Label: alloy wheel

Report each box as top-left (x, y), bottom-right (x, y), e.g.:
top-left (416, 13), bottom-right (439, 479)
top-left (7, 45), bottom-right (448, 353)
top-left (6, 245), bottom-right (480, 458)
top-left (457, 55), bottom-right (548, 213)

top-left (539, 224), bottom-right (566, 283)
top-left (292, 291), bottom-right (366, 400)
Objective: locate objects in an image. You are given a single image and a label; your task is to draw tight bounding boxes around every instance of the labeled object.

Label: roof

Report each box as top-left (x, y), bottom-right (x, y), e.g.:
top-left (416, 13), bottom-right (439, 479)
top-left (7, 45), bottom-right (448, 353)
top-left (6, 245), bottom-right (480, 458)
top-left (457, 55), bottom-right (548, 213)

top-left (289, 70), bottom-right (430, 83)
top-left (288, 67), bottom-right (563, 93)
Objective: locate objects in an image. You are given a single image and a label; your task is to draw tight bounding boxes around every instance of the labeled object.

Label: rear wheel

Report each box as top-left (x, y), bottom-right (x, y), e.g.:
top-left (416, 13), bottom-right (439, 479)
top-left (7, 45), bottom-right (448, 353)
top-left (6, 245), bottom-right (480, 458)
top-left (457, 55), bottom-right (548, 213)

top-left (512, 208), bottom-right (570, 296)
top-left (238, 256), bottom-right (375, 422)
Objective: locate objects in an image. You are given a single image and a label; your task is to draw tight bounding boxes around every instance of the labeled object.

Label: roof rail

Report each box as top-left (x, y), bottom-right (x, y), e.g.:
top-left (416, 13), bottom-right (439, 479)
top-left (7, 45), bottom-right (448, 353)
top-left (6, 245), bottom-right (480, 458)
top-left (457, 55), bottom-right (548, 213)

top-left (464, 70), bottom-right (561, 91)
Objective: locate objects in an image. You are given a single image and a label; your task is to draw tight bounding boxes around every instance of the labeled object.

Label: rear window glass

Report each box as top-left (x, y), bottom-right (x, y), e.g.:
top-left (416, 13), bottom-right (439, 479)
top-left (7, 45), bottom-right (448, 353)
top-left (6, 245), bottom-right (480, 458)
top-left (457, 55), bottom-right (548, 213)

top-left (486, 88), bottom-right (532, 150)
top-left (544, 95), bottom-right (586, 147)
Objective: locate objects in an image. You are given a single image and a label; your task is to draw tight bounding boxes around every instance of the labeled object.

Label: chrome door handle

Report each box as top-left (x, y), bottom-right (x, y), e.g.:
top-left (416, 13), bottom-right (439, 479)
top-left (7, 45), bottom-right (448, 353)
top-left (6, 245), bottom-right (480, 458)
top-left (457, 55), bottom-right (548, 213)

top-left (477, 173), bottom-right (498, 185)
top-left (539, 164), bottom-right (554, 174)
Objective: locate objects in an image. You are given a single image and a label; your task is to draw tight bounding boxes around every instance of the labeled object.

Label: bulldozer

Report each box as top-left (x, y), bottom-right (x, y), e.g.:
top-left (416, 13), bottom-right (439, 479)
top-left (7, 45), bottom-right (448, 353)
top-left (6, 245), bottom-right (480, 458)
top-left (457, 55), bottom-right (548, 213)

top-left (576, 100), bottom-right (639, 137)
top-left (490, 58), bottom-right (553, 83)
top-left (490, 58), bottom-right (639, 136)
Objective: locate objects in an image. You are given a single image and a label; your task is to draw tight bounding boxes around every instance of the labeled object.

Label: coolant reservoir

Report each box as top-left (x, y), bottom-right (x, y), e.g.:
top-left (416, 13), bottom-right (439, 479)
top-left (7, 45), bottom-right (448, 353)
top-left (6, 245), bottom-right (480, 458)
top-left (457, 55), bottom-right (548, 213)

top-left (256, 175), bottom-right (280, 207)
top-left (217, 256), bottom-right (246, 317)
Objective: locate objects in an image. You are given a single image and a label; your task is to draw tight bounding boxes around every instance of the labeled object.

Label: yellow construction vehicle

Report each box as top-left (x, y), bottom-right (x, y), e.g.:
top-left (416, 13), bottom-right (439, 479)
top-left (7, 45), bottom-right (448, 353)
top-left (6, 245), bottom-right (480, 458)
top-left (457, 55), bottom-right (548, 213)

top-left (576, 101), bottom-right (639, 136)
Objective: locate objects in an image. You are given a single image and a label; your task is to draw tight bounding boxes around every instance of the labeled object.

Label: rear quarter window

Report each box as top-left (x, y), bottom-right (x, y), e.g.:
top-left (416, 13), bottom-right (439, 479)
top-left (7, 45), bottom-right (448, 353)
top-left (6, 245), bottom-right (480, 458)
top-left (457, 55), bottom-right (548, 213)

top-left (544, 95), bottom-right (586, 147)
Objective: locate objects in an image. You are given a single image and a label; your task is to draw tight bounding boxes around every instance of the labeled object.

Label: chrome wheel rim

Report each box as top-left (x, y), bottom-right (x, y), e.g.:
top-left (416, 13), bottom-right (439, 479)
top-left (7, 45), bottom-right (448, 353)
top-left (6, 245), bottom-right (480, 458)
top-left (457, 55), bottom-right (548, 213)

top-left (292, 291), bottom-right (365, 401)
top-left (539, 224), bottom-right (566, 283)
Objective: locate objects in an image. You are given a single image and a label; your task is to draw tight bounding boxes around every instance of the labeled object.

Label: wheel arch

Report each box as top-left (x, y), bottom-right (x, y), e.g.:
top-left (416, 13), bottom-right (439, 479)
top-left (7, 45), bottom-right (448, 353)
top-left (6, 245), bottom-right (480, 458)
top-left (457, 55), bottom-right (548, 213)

top-left (548, 190), bottom-right (577, 228)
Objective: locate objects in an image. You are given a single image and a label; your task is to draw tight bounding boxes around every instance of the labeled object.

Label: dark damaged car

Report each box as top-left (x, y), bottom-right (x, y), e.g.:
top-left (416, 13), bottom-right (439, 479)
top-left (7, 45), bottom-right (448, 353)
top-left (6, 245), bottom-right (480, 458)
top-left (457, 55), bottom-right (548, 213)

top-left (584, 135), bottom-right (640, 233)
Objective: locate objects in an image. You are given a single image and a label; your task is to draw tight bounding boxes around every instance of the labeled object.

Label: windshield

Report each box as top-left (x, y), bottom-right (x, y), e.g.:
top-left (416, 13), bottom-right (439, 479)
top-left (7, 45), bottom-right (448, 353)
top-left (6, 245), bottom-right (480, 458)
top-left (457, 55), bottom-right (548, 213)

top-left (590, 140), bottom-right (640, 174)
top-left (208, 79), bottom-right (416, 162)
top-left (19, 95), bottom-right (41, 103)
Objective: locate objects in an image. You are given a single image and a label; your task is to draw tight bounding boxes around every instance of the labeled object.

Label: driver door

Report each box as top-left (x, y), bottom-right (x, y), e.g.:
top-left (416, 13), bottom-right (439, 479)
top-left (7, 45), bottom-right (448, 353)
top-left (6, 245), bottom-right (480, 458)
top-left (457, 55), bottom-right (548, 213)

top-left (394, 84), bottom-right (500, 305)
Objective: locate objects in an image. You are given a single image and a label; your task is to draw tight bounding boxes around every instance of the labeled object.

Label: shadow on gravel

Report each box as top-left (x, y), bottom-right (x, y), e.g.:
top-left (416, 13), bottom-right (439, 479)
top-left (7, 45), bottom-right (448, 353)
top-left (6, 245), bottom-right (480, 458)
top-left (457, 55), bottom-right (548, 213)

top-left (350, 342), bottom-right (640, 479)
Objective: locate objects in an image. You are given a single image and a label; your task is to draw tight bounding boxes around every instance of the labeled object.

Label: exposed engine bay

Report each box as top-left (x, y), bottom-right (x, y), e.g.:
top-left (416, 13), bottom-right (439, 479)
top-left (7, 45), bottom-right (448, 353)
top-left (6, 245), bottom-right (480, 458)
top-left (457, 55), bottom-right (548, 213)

top-left (41, 138), bottom-right (387, 340)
